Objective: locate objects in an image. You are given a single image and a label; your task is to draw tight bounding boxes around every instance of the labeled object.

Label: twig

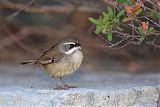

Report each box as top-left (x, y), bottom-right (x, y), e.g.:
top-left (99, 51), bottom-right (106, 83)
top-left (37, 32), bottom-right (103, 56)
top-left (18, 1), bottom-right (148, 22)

top-left (0, 1), bottom-right (101, 14)
top-left (97, 34), bottom-right (112, 45)
top-left (107, 38), bottom-right (126, 48)
top-left (145, 0), bottom-right (160, 11)
top-left (0, 30), bottom-right (30, 50)
top-left (152, 35), bottom-right (158, 43)
top-left (144, 16), bottom-right (160, 28)
top-left (101, 0), bottom-right (117, 6)
top-left (146, 42), bottom-right (160, 48)
top-left (102, 41), bottom-right (129, 49)
top-left (7, 0), bottom-right (39, 22)
top-left (0, 13), bottom-right (39, 55)
top-left (108, 42), bottom-right (129, 49)
top-left (0, 1), bottom-right (74, 14)
top-left (147, 32), bottom-right (160, 36)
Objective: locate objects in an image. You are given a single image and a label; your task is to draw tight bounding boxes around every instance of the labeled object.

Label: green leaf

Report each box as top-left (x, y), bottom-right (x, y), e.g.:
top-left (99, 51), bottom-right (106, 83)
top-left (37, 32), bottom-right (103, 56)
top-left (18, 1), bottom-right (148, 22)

top-left (149, 27), bottom-right (156, 33)
top-left (122, 17), bottom-right (132, 22)
top-left (152, 29), bottom-right (156, 33)
top-left (135, 8), bottom-right (142, 16)
top-left (89, 17), bottom-right (98, 25)
top-left (103, 12), bottom-right (110, 20)
top-left (102, 13), bottom-right (109, 24)
top-left (97, 16), bottom-right (104, 26)
top-left (116, 9), bottom-right (125, 18)
top-left (139, 36), bottom-right (145, 42)
top-left (146, 21), bottom-right (149, 32)
top-left (127, 0), bottom-right (134, 6)
top-left (138, 26), bottom-right (145, 42)
top-left (102, 28), bottom-right (107, 34)
top-left (107, 32), bottom-right (112, 41)
top-left (114, 18), bottom-right (120, 23)
top-left (113, 18), bottom-right (119, 23)
top-left (102, 18), bottom-right (106, 24)
top-left (116, 0), bottom-right (131, 4)
top-left (149, 27), bottom-right (154, 32)
top-left (105, 23), bottom-right (110, 29)
top-left (157, 15), bottom-right (160, 20)
top-left (94, 26), bottom-right (102, 34)
top-left (116, 0), bottom-right (123, 3)
top-left (138, 26), bottom-right (144, 36)
top-left (108, 6), bottom-right (113, 17)
top-left (116, 25), bottom-right (123, 31)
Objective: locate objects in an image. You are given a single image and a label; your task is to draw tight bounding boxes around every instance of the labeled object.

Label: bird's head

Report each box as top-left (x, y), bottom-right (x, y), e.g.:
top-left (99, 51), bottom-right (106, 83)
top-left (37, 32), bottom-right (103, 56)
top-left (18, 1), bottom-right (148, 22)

top-left (57, 37), bottom-right (81, 54)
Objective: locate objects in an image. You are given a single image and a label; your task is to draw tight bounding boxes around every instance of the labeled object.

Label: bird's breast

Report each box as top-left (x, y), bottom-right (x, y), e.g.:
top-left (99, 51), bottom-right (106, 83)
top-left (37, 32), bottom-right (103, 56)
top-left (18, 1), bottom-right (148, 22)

top-left (70, 50), bottom-right (83, 64)
top-left (45, 50), bottom-right (83, 78)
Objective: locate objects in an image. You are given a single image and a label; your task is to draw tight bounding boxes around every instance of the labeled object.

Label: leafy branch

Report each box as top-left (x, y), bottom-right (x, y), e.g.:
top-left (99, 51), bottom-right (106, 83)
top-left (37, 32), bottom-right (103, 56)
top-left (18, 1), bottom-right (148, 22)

top-left (89, 0), bottom-right (160, 49)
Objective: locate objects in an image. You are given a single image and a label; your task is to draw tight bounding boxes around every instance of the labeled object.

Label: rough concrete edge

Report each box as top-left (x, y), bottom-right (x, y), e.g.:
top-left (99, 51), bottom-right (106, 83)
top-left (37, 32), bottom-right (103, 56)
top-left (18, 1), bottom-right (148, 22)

top-left (155, 87), bottom-right (160, 107)
top-left (58, 86), bottom-right (160, 107)
top-left (0, 85), bottom-right (160, 107)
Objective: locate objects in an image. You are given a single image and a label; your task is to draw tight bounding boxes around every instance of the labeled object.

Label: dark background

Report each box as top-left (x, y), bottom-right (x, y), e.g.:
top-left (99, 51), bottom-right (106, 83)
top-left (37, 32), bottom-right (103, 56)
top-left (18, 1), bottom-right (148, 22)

top-left (0, 0), bottom-right (160, 73)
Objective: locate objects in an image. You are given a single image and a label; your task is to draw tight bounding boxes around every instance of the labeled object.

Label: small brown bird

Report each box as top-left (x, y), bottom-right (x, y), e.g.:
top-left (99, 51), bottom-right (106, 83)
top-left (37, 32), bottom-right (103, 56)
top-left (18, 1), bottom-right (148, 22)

top-left (22, 37), bottom-right (83, 89)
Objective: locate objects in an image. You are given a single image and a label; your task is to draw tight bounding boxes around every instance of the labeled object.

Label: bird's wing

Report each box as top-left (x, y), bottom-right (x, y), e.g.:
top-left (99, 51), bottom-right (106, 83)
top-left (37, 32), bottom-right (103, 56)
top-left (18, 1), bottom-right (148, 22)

top-left (36, 50), bottom-right (65, 65)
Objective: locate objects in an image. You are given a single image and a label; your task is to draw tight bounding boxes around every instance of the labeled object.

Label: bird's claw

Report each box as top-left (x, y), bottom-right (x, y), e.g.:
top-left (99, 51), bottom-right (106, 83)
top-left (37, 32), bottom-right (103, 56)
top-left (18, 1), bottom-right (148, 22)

top-left (54, 85), bottom-right (77, 90)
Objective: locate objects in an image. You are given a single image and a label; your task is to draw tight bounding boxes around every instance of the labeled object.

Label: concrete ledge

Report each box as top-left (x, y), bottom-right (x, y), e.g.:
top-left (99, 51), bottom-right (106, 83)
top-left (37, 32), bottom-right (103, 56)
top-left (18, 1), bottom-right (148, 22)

top-left (0, 65), bottom-right (159, 107)
top-left (0, 86), bottom-right (159, 107)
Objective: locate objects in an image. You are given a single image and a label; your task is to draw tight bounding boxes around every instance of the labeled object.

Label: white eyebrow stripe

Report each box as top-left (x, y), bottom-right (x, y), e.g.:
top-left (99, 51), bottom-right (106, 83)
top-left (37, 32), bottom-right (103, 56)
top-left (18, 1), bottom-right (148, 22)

top-left (65, 46), bottom-right (81, 54)
top-left (64, 42), bottom-right (76, 45)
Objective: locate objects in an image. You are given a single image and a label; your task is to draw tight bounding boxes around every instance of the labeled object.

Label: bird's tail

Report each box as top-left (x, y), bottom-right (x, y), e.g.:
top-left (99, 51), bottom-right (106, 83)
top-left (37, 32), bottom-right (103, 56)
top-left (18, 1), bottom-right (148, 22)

top-left (21, 60), bottom-right (37, 65)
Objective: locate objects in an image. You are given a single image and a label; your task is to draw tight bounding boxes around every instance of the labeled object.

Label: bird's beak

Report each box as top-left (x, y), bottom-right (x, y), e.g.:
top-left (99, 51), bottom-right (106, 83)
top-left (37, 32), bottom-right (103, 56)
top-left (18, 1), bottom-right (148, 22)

top-left (75, 43), bottom-right (81, 47)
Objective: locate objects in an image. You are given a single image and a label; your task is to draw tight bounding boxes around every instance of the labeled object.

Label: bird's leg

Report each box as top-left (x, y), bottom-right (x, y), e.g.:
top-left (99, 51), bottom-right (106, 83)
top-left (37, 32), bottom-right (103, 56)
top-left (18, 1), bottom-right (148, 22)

top-left (53, 77), bottom-right (66, 90)
top-left (59, 77), bottom-right (77, 89)
top-left (53, 77), bottom-right (77, 90)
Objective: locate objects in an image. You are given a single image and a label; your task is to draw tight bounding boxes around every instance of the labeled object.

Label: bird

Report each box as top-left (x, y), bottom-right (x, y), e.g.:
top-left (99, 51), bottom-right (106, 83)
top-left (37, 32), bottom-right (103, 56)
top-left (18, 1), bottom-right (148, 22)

top-left (22, 37), bottom-right (83, 90)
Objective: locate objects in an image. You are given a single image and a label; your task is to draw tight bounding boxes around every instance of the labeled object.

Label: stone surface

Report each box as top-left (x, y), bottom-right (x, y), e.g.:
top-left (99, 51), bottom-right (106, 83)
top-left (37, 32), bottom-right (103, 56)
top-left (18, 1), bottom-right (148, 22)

top-left (0, 64), bottom-right (159, 107)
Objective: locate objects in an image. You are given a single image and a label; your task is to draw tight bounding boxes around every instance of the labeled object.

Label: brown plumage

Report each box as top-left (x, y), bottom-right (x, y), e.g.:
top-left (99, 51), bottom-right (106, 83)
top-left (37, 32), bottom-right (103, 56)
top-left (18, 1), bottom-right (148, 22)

top-left (22, 37), bottom-right (83, 89)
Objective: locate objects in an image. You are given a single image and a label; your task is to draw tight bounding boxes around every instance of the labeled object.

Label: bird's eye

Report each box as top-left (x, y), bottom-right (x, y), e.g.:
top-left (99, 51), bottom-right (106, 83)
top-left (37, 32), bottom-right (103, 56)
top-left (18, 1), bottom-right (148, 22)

top-left (68, 44), bottom-right (75, 49)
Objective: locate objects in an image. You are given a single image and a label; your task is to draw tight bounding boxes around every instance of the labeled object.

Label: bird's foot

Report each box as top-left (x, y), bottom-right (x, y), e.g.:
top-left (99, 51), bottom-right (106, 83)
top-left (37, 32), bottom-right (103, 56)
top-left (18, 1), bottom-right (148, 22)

top-left (54, 85), bottom-right (77, 90)
top-left (64, 84), bottom-right (77, 89)
top-left (54, 85), bottom-right (69, 90)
